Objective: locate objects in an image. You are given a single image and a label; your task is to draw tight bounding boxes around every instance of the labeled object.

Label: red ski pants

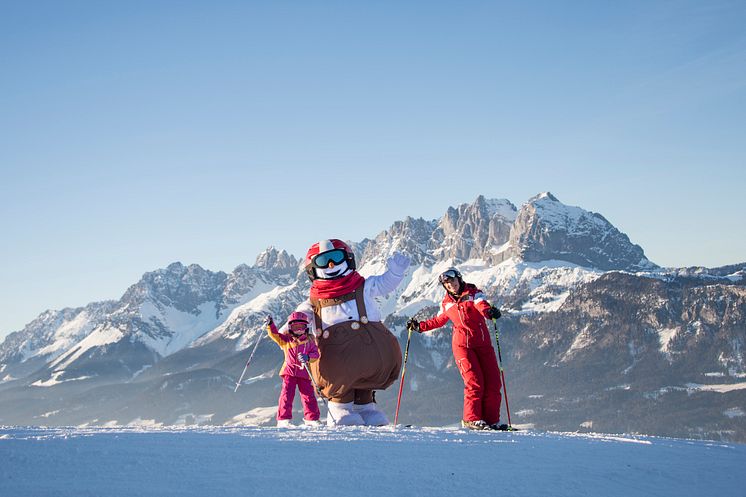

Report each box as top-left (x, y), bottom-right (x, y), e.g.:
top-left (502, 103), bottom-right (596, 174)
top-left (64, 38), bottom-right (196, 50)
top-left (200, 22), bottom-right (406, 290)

top-left (277, 376), bottom-right (320, 421)
top-left (453, 344), bottom-right (502, 424)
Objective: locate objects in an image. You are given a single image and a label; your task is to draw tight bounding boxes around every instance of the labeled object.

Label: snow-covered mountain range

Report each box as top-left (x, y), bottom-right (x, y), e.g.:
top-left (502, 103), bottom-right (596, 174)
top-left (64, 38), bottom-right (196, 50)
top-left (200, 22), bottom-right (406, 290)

top-left (1, 192), bottom-right (744, 442)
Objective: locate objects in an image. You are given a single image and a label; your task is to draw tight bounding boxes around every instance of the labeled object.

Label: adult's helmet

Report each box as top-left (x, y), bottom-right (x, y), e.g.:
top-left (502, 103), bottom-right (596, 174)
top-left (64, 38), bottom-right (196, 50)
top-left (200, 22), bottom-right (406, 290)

top-left (304, 239), bottom-right (356, 281)
top-left (438, 267), bottom-right (462, 284)
top-left (439, 267), bottom-right (464, 295)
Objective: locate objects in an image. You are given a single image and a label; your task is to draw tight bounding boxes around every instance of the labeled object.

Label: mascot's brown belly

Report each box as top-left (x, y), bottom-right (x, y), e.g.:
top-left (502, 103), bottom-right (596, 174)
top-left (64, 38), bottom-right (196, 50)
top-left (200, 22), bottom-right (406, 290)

top-left (310, 320), bottom-right (402, 404)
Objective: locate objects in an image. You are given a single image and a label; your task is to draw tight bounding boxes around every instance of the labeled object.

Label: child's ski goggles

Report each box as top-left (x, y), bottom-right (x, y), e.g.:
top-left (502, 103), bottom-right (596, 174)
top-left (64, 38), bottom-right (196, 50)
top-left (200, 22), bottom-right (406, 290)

top-left (311, 249), bottom-right (347, 269)
top-left (289, 321), bottom-right (309, 333)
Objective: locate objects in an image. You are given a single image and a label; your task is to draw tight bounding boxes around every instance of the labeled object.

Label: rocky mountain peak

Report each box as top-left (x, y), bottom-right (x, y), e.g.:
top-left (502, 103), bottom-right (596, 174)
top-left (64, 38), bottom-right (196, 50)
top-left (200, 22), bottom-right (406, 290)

top-left (507, 193), bottom-right (656, 271)
top-left (433, 196), bottom-right (517, 263)
top-left (253, 247), bottom-right (298, 274)
top-left (529, 191), bottom-right (559, 203)
top-left (122, 262), bottom-right (227, 313)
top-left (355, 217), bottom-right (440, 267)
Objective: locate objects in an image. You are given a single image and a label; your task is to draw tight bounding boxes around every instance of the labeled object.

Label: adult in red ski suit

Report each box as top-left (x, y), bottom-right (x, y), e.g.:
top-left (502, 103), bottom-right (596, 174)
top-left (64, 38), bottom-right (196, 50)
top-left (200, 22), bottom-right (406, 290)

top-left (407, 268), bottom-right (503, 430)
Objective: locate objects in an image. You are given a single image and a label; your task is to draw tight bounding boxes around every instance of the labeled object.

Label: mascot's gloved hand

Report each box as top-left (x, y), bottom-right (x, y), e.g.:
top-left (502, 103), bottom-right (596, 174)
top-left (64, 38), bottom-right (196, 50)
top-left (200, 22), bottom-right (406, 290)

top-left (487, 306), bottom-right (502, 320)
top-left (387, 251), bottom-right (411, 276)
top-left (406, 318), bottom-right (420, 333)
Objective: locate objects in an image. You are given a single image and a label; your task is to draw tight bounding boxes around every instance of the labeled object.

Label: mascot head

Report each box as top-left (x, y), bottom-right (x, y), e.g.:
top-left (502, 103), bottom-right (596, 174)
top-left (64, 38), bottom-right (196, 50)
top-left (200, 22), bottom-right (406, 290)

top-left (304, 239), bottom-right (357, 281)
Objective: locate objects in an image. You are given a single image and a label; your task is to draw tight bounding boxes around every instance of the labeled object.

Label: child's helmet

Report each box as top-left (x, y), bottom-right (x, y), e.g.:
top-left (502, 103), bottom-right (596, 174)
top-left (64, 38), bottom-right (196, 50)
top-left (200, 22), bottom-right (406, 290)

top-left (288, 312), bottom-right (310, 334)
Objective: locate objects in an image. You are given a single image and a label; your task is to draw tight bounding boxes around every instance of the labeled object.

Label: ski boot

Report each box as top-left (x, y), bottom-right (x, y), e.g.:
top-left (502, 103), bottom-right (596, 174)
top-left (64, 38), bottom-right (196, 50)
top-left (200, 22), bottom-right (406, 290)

top-left (461, 419), bottom-right (489, 430)
top-left (490, 423), bottom-right (511, 431)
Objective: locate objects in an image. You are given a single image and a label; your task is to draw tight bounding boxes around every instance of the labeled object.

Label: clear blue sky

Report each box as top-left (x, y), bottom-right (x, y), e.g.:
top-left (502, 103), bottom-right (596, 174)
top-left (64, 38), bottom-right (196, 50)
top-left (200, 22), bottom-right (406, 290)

top-left (1, 0), bottom-right (745, 338)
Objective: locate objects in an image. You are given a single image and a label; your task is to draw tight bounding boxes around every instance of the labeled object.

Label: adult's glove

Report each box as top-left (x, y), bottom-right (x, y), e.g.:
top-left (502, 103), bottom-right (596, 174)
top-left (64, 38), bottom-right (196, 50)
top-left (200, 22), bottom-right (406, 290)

top-left (487, 306), bottom-right (501, 320)
top-left (387, 252), bottom-right (411, 276)
top-left (297, 353), bottom-right (310, 364)
top-left (263, 315), bottom-right (274, 327)
top-left (406, 318), bottom-right (420, 333)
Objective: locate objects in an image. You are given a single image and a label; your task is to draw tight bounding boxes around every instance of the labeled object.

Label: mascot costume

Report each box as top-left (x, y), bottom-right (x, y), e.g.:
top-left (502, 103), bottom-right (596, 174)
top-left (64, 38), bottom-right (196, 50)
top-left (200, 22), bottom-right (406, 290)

top-left (280, 239), bottom-right (409, 426)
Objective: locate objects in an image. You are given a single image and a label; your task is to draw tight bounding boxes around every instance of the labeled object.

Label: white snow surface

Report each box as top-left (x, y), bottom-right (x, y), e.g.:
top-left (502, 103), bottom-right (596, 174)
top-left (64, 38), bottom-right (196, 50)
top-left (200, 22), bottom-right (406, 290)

top-left (49, 324), bottom-right (125, 370)
top-left (31, 371), bottom-right (94, 387)
top-left (659, 327), bottom-right (680, 354)
top-left (483, 197), bottom-right (518, 220)
top-left (530, 192), bottom-right (609, 234)
top-left (138, 301), bottom-right (223, 357)
top-left (31, 310), bottom-right (98, 361)
top-left (0, 426), bottom-right (743, 497)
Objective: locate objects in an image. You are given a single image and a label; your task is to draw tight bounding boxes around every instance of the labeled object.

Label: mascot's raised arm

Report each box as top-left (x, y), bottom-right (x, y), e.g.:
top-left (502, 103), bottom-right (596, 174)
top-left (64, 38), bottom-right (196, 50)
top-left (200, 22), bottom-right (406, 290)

top-left (280, 239), bottom-right (410, 426)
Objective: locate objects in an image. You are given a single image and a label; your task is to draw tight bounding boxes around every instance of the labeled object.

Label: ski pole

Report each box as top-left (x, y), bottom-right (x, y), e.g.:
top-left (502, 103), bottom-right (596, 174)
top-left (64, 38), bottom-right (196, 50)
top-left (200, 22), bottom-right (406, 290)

top-left (234, 327), bottom-right (265, 393)
top-left (492, 318), bottom-right (514, 429)
top-left (300, 357), bottom-right (336, 425)
top-left (393, 328), bottom-right (413, 429)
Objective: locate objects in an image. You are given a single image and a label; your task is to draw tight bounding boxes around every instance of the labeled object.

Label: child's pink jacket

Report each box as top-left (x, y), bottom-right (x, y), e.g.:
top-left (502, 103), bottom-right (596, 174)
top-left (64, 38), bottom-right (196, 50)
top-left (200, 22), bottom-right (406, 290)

top-left (267, 321), bottom-right (320, 379)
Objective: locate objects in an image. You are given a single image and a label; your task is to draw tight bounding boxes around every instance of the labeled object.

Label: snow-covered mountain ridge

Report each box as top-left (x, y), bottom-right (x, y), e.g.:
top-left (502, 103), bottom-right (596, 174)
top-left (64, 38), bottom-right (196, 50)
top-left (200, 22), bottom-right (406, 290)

top-left (1, 192), bottom-right (744, 442)
top-left (1, 191), bottom-right (632, 370)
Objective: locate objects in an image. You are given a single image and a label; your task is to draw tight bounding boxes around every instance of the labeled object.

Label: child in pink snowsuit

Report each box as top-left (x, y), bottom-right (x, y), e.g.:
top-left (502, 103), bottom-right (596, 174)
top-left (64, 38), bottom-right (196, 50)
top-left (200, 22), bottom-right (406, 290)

top-left (266, 312), bottom-right (321, 427)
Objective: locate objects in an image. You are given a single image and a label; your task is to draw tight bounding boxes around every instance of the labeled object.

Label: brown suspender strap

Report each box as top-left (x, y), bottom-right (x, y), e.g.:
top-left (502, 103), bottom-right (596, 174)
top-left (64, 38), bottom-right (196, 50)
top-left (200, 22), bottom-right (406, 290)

top-left (310, 291), bottom-right (356, 332)
top-left (353, 285), bottom-right (368, 322)
top-left (311, 300), bottom-right (323, 333)
top-left (309, 285), bottom-right (369, 332)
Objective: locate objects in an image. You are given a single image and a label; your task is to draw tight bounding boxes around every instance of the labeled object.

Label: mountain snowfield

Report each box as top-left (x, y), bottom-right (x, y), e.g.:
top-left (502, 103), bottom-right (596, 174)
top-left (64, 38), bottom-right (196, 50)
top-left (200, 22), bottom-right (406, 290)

top-left (1, 425), bottom-right (744, 497)
top-left (0, 192), bottom-right (744, 443)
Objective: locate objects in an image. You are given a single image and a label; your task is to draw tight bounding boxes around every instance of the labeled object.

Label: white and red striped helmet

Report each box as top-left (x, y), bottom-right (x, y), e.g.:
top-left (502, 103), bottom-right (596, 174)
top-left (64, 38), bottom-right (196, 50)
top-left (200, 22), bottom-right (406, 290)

top-left (303, 239), bottom-right (356, 280)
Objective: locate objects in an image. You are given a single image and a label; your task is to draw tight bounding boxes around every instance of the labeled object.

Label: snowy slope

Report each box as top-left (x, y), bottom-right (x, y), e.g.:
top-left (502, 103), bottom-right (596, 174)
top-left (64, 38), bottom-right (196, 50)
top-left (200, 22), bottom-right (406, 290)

top-left (1, 426), bottom-right (743, 497)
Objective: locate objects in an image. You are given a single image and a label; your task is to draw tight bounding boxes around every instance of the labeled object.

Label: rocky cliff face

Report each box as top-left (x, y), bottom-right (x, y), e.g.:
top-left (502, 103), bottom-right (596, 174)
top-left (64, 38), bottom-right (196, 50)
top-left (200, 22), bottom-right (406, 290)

top-left (507, 192), bottom-right (656, 271)
top-left (432, 195), bottom-right (517, 263)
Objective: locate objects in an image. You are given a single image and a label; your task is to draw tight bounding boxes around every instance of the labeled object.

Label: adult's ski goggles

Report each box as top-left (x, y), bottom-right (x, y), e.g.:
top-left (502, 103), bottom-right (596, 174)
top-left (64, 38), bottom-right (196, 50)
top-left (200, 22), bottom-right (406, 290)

top-left (439, 269), bottom-right (461, 283)
top-left (311, 249), bottom-right (347, 269)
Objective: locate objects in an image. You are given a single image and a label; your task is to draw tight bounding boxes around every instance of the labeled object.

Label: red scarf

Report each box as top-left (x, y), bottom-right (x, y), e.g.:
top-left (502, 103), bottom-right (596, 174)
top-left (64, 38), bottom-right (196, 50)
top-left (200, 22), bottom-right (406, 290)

top-left (310, 271), bottom-right (365, 300)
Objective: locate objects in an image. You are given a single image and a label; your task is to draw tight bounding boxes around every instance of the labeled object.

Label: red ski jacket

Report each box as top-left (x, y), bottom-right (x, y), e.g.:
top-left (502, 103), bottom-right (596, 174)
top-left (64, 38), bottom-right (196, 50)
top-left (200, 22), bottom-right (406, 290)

top-left (418, 283), bottom-right (493, 348)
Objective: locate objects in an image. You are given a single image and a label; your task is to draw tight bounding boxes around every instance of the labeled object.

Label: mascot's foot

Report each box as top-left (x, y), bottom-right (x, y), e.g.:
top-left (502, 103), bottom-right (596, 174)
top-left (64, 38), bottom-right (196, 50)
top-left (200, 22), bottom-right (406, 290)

top-left (326, 401), bottom-right (365, 427)
top-left (354, 402), bottom-right (389, 426)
